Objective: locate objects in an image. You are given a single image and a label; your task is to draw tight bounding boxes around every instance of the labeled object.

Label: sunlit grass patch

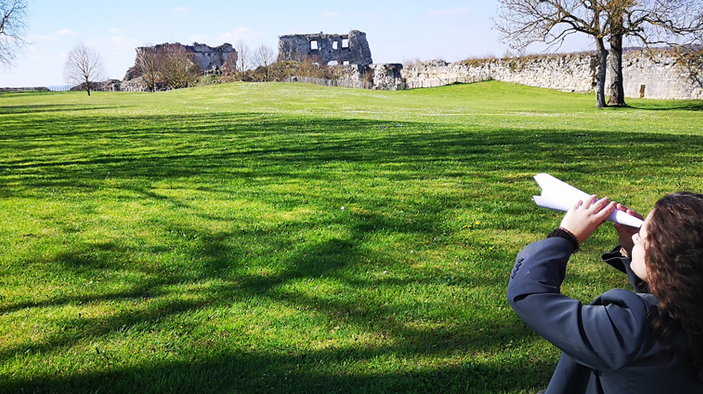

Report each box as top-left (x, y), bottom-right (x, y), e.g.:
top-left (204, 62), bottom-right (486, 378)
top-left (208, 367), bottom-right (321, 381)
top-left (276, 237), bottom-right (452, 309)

top-left (1, 82), bottom-right (702, 393)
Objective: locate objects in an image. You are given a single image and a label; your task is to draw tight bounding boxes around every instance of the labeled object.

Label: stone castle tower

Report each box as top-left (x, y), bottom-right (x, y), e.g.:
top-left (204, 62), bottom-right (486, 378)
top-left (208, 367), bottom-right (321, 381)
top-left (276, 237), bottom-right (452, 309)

top-left (278, 30), bottom-right (373, 66)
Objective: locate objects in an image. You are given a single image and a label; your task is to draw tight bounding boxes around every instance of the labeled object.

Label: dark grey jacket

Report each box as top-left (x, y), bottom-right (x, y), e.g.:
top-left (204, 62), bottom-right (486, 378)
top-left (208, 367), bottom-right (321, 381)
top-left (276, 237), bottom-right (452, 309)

top-left (508, 238), bottom-right (703, 394)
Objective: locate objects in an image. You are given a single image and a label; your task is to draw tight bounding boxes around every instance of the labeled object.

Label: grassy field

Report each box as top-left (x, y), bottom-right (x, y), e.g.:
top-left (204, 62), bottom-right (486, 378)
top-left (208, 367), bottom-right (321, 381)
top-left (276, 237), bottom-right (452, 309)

top-left (1, 81), bottom-right (702, 393)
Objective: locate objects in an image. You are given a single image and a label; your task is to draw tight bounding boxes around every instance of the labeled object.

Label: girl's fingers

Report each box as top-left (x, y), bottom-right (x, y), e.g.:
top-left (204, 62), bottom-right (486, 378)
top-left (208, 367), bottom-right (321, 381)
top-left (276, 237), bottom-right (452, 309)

top-left (571, 199), bottom-right (582, 210)
top-left (616, 204), bottom-right (644, 220)
top-left (596, 201), bottom-right (617, 220)
top-left (583, 194), bottom-right (598, 208)
top-left (584, 196), bottom-right (609, 213)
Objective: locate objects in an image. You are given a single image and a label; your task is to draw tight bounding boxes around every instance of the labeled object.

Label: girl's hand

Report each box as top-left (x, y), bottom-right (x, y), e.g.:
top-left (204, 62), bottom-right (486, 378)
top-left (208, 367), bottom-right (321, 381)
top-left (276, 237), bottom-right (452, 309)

top-left (613, 203), bottom-right (644, 256)
top-left (559, 195), bottom-right (617, 243)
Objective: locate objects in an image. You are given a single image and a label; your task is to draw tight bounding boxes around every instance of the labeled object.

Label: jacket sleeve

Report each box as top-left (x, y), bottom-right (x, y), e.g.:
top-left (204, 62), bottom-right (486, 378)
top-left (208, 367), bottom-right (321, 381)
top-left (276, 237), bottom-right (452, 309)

top-left (601, 246), bottom-right (649, 293)
top-left (508, 238), bottom-right (653, 372)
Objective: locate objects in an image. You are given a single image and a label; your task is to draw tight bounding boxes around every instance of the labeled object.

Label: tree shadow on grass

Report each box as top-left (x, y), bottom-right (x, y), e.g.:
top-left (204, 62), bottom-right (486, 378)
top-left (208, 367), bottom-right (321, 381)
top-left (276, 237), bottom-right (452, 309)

top-left (2, 110), bottom-right (702, 393)
top-left (0, 187), bottom-right (541, 393)
top-left (629, 101), bottom-right (703, 111)
top-left (0, 104), bottom-right (119, 116)
top-left (4, 348), bottom-right (554, 394)
top-left (0, 112), bottom-right (700, 198)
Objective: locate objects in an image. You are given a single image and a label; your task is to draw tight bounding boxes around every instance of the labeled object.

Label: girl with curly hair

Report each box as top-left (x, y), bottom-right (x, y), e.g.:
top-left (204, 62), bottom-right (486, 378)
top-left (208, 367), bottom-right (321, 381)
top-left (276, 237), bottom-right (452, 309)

top-left (508, 192), bottom-right (703, 393)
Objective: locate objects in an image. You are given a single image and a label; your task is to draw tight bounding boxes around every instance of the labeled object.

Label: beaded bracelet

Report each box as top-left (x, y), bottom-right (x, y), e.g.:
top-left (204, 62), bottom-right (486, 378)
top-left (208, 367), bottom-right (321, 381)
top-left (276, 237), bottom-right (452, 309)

top-left (547, 227), bottom-right (580, 253)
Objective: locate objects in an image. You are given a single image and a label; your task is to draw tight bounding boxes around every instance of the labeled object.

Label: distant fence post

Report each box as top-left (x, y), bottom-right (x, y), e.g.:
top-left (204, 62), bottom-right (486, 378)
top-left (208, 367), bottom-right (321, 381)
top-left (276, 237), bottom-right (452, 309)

top-left (282, 70), bottom-right (490, 91)
top-left (0, 87), bottom-right (52, 93)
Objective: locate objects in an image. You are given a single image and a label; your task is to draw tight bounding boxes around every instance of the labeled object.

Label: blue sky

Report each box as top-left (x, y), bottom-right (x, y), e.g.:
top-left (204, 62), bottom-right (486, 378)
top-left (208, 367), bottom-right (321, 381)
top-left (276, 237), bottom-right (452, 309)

top-left (0, 0), bottom-right (594, 87)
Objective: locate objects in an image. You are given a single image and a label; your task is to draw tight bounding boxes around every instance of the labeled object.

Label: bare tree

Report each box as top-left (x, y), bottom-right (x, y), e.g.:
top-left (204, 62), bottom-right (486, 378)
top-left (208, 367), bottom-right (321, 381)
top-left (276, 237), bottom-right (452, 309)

top-left (0, 0), bottom-right (28, 66)
top-left (607, 4), bottom-right (628, 106)
top-left (63, 42), bottom-right (106, 96)
top-left (136, 47), bottom-right (163, 92)
top-left (495, 0), bottom-right (612, 107)
top-left (160, 44), bottom-right (200, 89)
top-left (606, 0), bottom-right (703, 106)
top-left (221, 49), bottom-right (238, 74)
top-left (254, 44), bottom-right (276, 81)
top-left (254, 44), bottom-right (275, 68)
top-left (235, 40), bottom-right (251, 72)
top-left (674, 44), bottom-right (703, 89)
top-left (496, 0), bottom-right (703, 108)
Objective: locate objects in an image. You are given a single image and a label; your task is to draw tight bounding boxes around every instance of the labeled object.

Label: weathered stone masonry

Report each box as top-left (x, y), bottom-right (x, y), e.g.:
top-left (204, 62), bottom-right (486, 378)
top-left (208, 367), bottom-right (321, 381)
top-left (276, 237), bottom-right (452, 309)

top-left (279, 30), bottom-right (373, 66)
top-left (120, 42), bottom-right (236, 91)
top-left (123, 42), bottom-right (236, 80)
top-left (335, 51), bottom-right (702, 100)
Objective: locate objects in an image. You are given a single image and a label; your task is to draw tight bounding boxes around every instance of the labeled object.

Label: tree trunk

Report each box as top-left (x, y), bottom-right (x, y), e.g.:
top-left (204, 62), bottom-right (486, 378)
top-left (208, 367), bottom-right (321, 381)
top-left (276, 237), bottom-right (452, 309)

top-left (607, 33), bottom-right (627, 107)
top-left (594, 38), bottom-right (608, 108)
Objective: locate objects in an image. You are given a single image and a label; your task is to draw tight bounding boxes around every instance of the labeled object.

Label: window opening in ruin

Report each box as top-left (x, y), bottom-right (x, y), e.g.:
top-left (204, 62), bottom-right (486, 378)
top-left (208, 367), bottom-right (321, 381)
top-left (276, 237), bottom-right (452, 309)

top-left (342, 39), bottom-right (349, 48)
top-left (333, 41), bottom-right (338, 50)
top-left (343, 61), bottom-right (350, 66)
top-left (310, 41), bottom-right (318, 50)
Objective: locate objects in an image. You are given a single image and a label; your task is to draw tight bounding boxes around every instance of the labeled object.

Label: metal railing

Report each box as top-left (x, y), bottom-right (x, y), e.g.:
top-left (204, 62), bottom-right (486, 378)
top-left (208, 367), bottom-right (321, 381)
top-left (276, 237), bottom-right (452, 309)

top-left (402, 75), bottom-right (491, 89)
top-left (284, 76), bottom-right (374, 89)
top-left (47, 85), bottom-right (74, 92)
top-left (284, 74), bottom-right (492, 91)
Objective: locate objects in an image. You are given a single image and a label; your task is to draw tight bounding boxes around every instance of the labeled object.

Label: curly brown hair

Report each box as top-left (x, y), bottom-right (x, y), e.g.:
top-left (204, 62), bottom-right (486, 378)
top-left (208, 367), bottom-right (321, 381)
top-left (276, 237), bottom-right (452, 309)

top-left (646, 192), bottom-right (703, 382)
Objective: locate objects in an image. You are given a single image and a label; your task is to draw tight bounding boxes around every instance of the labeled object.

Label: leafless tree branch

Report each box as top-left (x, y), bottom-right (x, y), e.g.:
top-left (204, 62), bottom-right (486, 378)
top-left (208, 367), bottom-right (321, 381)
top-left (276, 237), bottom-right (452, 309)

top-left (0, 0), bottom-right (28, 66)
top-left (63, 42), bottom-right (106, 96)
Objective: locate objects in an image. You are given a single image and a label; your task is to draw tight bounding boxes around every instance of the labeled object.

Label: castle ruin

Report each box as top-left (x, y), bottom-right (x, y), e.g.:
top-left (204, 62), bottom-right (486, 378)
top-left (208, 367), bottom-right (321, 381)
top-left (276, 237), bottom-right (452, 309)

top-left (124, 42), bottom-right (236, 80)
top-left (278, 30), bottom-right (373, 66)
top-left (187, 42), bottom-right (236, 71)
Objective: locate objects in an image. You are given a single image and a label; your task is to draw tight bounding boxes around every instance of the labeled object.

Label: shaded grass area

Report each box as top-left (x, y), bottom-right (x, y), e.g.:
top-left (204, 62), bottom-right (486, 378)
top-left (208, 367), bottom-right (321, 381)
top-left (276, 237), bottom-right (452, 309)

top-left (1, 82), bottom-right (702, 393)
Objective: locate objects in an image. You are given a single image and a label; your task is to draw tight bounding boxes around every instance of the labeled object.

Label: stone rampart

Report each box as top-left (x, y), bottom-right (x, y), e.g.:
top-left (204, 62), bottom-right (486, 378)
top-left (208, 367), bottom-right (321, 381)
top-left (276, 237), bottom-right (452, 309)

top-left (619, 51), bottom-right (702, 99)
top-left (329, 50), bottom-right (701, 100)
top-left (0, 87), bottom-right (50, 92)
top-left (401, 54), bottom-right (596, 93)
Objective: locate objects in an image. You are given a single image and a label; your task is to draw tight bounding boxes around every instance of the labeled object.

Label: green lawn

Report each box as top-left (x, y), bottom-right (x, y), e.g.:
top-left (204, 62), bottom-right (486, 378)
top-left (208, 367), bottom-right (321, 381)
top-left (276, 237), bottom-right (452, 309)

top-left (1, 81), bottom-right (702, 393)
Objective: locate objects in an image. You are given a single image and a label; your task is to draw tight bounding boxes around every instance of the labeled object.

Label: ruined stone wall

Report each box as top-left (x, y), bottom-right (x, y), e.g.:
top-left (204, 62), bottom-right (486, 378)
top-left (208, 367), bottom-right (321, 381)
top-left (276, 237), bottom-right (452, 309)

top-left (0, 87), bottom-right (50, 92)
top-left (278, 30), bottom-right (373, 66)
top-left (125, 42), bottom-right (236, 80)
top-left (396, 51), bottom-right (702, 99)
top-left (619, 51), bottom-right (703, 99)
top-left (401, 54), bottom-right (596, 93)
top-left (188, 42), bottom-right (236, 72)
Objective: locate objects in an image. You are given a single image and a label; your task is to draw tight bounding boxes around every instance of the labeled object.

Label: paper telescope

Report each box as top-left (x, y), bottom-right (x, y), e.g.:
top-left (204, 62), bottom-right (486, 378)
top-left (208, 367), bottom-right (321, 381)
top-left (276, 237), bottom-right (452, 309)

top-left (533, 173), bottom-right (644, 228)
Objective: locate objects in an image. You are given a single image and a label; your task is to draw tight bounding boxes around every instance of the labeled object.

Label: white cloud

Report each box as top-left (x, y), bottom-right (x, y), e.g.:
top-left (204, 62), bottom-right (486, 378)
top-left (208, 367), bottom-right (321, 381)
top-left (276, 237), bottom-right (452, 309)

top-left (429, 8), bottom-right (471, 16)
top-left (321, 11), bottom-right (342, 17)
top-left (189, 34), bottom-right (208, 43)
top-left (172, 7), bottom-right (190, 13)
top-left (34, 29), bottom-right (78, 41)
top-left (83, 36), bottom-right (141, 53)
top-left (57, 29), bottom-right (78, 36)
top-left (108, 36), bottom-right (141, 51)
top-left (217, 27), bottom-right (264, 44)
